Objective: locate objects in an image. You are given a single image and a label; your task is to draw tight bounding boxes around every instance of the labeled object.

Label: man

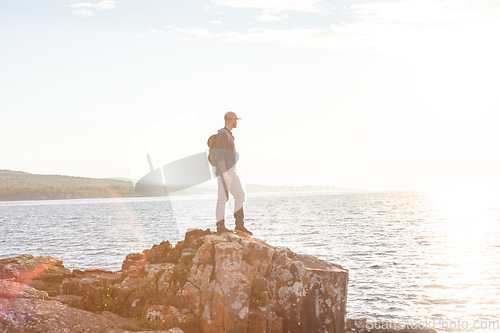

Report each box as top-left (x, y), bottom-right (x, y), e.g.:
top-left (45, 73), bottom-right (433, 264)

top-left (214, 111), bottom-right (253, 235)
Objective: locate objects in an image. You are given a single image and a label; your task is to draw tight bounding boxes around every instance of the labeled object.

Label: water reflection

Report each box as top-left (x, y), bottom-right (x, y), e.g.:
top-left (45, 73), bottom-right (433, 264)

top-left (1, 190), bottom-right (499, 328)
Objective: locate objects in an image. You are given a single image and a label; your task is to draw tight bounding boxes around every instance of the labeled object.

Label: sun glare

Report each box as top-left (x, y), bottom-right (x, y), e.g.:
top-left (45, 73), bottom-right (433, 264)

top-left (425, 184), bottom-right (500, 314)
top-left (425, 184), bottom-right (500, 273)
top-left (427, 185), bottom-right (500, 225)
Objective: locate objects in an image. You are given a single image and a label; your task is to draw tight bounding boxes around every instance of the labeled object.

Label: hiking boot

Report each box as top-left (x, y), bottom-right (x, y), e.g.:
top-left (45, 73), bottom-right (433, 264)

top-left (217, 225), bottom-right (233, 233)
top-left (234, 225), bottom-right (253, 235)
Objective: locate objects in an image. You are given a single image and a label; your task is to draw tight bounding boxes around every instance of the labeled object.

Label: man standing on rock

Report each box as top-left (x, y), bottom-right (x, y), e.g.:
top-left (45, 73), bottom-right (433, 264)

top-left (214, 111), bottom-right (253, 235)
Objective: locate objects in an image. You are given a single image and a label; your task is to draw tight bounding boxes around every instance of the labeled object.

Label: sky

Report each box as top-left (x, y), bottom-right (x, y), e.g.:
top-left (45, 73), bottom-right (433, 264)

top-left (1, 0), bottom-right (500, 190)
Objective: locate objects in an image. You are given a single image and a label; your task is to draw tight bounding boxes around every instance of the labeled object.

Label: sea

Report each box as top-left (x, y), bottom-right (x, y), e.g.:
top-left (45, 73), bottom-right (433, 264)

top-left (1, 189), bottom-right (499, 332)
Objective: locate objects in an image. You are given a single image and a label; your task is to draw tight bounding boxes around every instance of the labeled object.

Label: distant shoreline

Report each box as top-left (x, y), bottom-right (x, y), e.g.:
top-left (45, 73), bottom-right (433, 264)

top-left (0, 169), bottom-right (352, 202)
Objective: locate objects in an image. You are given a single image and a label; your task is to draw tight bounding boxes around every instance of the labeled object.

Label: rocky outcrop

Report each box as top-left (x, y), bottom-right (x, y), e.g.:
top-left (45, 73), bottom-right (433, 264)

top-left (0, 279), bottom-right (128, 332)
top-left (0, 229), bottom-right (349, 333)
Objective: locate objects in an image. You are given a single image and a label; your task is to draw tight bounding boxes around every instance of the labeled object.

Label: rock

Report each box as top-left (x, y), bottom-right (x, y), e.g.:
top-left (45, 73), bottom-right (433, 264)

top-left (122, 252), bottom-right (148, 275)
top-left (145, 305), bottom-right (198, 333)
top-left (102, 311), bottom-right (143, 331)
top-left (0, 280), bottom-right (124, 332)
top-left (112, 276), bottom-right (144, 317)
top-left (28, 279), bottom-right (62, 296)
top-left (166, 328), bottom-right (186, 333)
top-left (0, 279), bottom-right (48, 300)
top-left (183, 228), bottom-right (212, 250)
top-left (156, 264), bottom-right (176, 299)
top-left (0, 254), bottom-right (72, 301)
top-left (28, 256), bottom-right (72, 283)
top-left (247, 306), bottom-right (283, 333)
top-left (173, 282), bottom-right (200, 314)
top-left (59, 270), bottom-right (125, 313)
top-left (148, 241), bottom-right (180, 264)
top-left (0, 254), bottom-right (71, 285)
top-left (0, 254), bottom-right (34, 280)
top-left (0, 228), bottom-right (349, 333)
top-left (266, 248), bottom-right (348, 333)
top-left (248, 309), bottom-right (268, 332)
top-left (51, 294), bottom-right (87, 309)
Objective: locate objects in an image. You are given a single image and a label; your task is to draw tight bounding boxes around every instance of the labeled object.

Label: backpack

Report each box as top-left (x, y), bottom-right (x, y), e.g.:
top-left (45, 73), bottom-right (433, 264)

top-left (207, 129), bottom-right (232, 166)
top-left (207, 133), bottom-right (218, 166)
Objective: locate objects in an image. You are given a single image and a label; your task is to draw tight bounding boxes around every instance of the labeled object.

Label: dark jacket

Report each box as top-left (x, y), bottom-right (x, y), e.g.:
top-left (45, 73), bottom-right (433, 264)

top-left (214, 127), bottom-right (239, 173)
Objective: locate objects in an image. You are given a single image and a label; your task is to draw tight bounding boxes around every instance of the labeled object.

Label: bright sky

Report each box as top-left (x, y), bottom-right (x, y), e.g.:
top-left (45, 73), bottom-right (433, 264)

top-left (1, 0), bottom-right (499, 190)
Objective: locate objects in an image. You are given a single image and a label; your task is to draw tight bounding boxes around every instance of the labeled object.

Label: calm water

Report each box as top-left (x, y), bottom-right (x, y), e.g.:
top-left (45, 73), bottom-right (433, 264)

top-left (1, 190), bottom-right (499, 332)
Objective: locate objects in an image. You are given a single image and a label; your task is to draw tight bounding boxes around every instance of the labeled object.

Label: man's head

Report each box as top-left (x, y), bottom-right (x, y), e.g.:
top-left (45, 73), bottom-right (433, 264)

top-left (224, 111), bottom-right (240, 130)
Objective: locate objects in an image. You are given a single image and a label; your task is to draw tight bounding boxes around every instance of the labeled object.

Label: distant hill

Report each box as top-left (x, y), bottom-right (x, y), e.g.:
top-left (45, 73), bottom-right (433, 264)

top-left (0, 170), bottom-right (140, 201)
top-left (0, 170), bottom-right (350, 201)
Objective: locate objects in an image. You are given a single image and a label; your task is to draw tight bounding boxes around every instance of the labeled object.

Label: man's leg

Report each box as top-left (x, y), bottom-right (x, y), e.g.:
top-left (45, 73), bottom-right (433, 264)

top-left (230, 171), bottom-right (252, 235)
top-left (216, 172), bottom-right (231, 232)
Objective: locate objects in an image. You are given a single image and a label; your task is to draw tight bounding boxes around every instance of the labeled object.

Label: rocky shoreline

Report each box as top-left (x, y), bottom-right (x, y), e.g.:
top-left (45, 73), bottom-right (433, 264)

top-left (0, 229), bottom-right (435, 333)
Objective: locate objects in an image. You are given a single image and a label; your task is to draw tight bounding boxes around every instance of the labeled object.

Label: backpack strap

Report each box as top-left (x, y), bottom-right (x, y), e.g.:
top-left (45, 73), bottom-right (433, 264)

top-left (221, 128), bottom-right (234, 149)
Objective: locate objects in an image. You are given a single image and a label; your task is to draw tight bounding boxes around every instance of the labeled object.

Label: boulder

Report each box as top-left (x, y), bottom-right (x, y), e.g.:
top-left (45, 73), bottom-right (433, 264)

top-left (267, 251), bottom-right (348, 333)
top-left (0, 280), bottom-right (124, 332)
top-left (0, 255), bottom-right (71, 285)
top-left (0, 279), bottom-right (48, 300)
top-left (0, 254), bottom-right (34, 280)
top-left (59, 270), bottom-right (126, 313)
top-left (0, 228), bottom-right (349, 333)
top-left (121, 253), bottom-right (148, 276)
top-left (148, 241), bottom-right (180, 264)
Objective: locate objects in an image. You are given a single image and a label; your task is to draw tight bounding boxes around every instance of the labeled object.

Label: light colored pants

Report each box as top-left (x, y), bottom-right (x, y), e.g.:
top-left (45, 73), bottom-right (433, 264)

top-left (216, 167), bottom-right (245, 227)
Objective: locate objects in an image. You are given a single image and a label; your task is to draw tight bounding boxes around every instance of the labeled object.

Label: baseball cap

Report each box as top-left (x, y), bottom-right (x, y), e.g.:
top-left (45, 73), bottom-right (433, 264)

top-left (224, 111), bottom-right (241, 120)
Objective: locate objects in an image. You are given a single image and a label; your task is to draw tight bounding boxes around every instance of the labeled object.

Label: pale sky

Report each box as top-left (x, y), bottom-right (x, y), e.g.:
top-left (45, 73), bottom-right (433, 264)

top-left (1, 0), bottom-right (499, 190)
